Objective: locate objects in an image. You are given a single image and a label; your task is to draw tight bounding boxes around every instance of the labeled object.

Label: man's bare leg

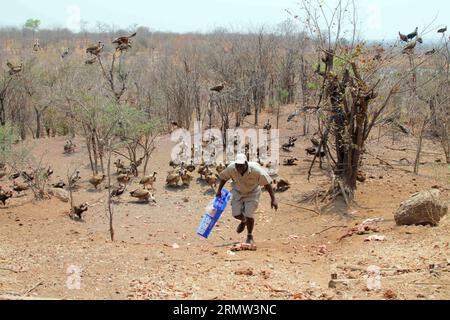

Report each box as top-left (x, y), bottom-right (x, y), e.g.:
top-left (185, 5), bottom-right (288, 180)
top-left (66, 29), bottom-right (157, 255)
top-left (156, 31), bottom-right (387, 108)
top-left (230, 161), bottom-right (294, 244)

top-left (246, 218), bottom-right (255, 244)
top-left (235, 214), bottom-right (247, 234)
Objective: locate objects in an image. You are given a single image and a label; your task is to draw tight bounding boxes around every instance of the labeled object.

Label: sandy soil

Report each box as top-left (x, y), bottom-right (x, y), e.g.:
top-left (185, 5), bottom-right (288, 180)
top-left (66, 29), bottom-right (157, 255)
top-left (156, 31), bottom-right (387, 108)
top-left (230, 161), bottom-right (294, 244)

top-left (0, 107), bottom-right (449, 300)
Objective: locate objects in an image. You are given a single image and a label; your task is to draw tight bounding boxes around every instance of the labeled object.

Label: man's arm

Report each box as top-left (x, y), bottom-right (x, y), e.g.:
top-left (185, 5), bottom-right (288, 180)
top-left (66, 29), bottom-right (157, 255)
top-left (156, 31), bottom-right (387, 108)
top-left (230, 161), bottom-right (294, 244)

top-left (264, 183), bottom-right (278, 211)
top-left (216, 179), bottom-right (227, 199)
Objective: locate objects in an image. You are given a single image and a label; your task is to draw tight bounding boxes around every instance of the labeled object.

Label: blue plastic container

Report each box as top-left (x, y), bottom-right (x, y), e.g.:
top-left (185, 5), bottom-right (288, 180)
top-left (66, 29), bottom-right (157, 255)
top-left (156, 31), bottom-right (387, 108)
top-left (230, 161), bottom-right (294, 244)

top-left (197, 189), bottom-right (231, 239)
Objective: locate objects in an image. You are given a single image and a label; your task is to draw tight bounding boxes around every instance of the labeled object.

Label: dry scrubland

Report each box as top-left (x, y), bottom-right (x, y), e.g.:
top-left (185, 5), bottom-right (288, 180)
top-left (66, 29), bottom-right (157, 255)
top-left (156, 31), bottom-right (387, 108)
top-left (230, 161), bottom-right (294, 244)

top-left (0, 2), bottom-right (449, 300)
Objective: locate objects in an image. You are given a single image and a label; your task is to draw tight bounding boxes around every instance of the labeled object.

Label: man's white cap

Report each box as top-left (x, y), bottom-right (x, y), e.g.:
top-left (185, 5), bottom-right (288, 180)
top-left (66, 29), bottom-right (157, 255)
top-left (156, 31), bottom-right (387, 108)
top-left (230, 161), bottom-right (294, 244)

top-left (235, 153), bottom-right (248, 164)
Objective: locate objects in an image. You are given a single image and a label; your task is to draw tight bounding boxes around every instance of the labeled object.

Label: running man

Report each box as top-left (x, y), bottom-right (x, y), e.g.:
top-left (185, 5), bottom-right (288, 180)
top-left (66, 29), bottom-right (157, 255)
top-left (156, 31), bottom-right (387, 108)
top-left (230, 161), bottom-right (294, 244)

top-left (216, 154), bottom-right (278, 245)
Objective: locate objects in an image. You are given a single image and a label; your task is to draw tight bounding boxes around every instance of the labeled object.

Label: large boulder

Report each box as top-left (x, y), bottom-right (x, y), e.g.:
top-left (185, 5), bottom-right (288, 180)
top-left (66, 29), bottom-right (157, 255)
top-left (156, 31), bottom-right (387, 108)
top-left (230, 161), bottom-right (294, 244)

top-left (48, 188), bottom-right (70, 203)
top-left (394, 189), bottom-right (448, 226)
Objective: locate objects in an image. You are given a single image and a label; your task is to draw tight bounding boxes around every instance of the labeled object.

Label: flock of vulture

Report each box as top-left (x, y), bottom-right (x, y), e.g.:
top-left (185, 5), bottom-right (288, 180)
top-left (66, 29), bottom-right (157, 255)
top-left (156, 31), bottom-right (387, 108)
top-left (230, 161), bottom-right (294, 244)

top-left (5, 25), bottom-right (448, 77)
top-left (4, 32), bottom-right (139, 74)
top-left (0, 163), bottom-right (54, 205)
top-left (399, 25), bottom-right (447, 55)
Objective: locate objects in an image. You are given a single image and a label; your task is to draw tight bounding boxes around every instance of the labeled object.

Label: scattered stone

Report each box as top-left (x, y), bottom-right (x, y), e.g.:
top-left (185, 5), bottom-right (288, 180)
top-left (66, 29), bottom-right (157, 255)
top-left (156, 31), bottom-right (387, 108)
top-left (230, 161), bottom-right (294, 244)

top-left (235, 267), bottom-right (253, 276)
top-left (318, 245), bottom-right (327, 254)
top-left (340, 224), bottom-right (379, 241)
top-left (292, 292), bottom-right (303, 300)
top-left (365, 235), bottom-right (386, 242)
top-left (394, 189), bottom-right (448, 226)
top-left (383, 289), bottom-right (397, 300)
top-left (362, 218), bottom-right (383, 225)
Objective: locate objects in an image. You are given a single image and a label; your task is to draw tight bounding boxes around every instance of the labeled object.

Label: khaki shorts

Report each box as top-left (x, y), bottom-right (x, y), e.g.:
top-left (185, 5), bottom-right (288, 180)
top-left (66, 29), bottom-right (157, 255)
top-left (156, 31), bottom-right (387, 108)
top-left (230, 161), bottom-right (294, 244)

top-left (231, 188), bottom-right (261, 219)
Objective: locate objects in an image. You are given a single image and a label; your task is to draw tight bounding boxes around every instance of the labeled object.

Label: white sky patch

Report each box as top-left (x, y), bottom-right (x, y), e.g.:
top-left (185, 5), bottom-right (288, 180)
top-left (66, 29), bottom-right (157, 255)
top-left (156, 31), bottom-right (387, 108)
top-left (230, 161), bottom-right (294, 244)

top-left (366, 4), bottom-right (382, 31)
top-left (66, 5), bottom-right (81, 32)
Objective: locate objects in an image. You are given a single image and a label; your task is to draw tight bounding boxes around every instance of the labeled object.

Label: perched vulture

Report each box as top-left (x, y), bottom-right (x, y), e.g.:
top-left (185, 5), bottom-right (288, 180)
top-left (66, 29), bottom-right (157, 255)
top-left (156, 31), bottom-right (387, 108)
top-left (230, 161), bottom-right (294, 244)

top-left (210, 83), bottom-right (225, 93)
top-left (85, 57), bottom-right (97, 65)
top-left (398, 32), bottom-right (408, 42)
top-left (402, 41), bottom-right (417, 54)
top-left (6, 62), bottom-right (22, 75)
top-left (287, 109), bottom-right (300, 122)
top-left (33, 39), bottom-right (41, 51)
top-left (61, 48), bottom-right (70, 59)
top-left (86, 41), bottom-right (104, 56)
top-left (112, 32), bottom-right (137, 47)
top-left (407, 27), bottom-right (418, 40)
top-left (437, 26), bottom-right (447, 33)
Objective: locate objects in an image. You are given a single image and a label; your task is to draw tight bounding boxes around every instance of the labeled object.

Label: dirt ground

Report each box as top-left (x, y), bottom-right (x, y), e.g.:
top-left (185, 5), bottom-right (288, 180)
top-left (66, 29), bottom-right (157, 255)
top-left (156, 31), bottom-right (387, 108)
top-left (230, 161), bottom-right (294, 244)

top-left (0, 107), bottom-right (449, 300)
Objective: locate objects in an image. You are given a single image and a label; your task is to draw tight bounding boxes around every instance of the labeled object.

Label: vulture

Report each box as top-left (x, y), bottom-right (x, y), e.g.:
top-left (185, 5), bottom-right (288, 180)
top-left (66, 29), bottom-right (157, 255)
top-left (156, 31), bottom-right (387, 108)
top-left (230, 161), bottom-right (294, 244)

top-left (89, 174), bottom-right (106, 189)
top-left (71, 203), bottom-right (89, 220)
top-left (61, 48), bottom-right (70, 59)
top-left (437, 26), bottom-right (447, 33)
top-left (111, 184), bottom-right (126, 198)
top-left (85, 57), bottom-right (97, 65)
top-left (140, 172), bottom-right (157, 190)
top-left (45, 166), bottom-right (53, 179)
top-left (186, 161), bottom-right (196, 173)
top-left (398, 32), bottom-right (408, 42)
top-left (287, 110), bottom-right (300, 122)
top-left (86, 41), bottom-right (104, 56)
top-left (402, 41), bottom-right (417, 54)
top-left (112, 32), bottom-right (137, 47)
top-left (407, 27), bottom-right (418, 40)
top-left (6, 62), bottom-right (22, 75)
top-left (283, 157), bottom-right (298, 166)
top-left (70, 171), bottom-right (81, 187)
top-left (306, 146), bottom-right (326, 158)
top-left (13, 181), bottom-right (29, 193)
top-left (210, 83), bottom-right (225, 93)
top-left (130, 188), bottom-right (156, 203)
top-left (52, 181), bottom-right (66, 189)
top-left (273, 179), bottom-right (291, 192)
top-left (33, 39), bottom-right (41, 51)
top-left (0, 189), bottom-right (13, 206)
top-left (9, 172), bottom-right (21, 180)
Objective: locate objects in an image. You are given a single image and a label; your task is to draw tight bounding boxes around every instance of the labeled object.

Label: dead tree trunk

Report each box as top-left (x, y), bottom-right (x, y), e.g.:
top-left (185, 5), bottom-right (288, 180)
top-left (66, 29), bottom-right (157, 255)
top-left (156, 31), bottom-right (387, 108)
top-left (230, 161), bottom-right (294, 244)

top-left (414, 119), bottom-right (428, 174)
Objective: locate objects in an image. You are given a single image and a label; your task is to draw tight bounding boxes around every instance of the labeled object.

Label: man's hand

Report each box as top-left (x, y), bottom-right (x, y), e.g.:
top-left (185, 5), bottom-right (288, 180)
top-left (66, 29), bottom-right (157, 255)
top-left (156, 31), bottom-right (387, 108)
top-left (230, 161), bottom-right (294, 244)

top-left (271, 198), bottom-right (278, 211)
top-left (264, 183), bottom-right (278, 211)
top-left (216, 191), bottom-right (222, 200)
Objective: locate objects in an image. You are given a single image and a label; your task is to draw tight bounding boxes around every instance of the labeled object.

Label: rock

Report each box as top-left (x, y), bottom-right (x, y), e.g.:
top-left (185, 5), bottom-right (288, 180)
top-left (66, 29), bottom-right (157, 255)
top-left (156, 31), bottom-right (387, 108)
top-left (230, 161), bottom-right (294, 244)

top-left (365, 235), bottom-right (386, 242)
top-left (292, 292), bottom-right (304, 300)
top-left (235, 267), bottom-right (253, 276)
top-left (394, 189), bottom-right (448, 226)
top-left (383, 289), bottom-right (397, 300)
top-left (328, 280), bottom-right (341, 289)
top-left (318, 245), bottom-right (327, 254)
top-left (48, 188), bottom-right (70, 202)
top-left (362, 218), bottom-right (383, 225)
